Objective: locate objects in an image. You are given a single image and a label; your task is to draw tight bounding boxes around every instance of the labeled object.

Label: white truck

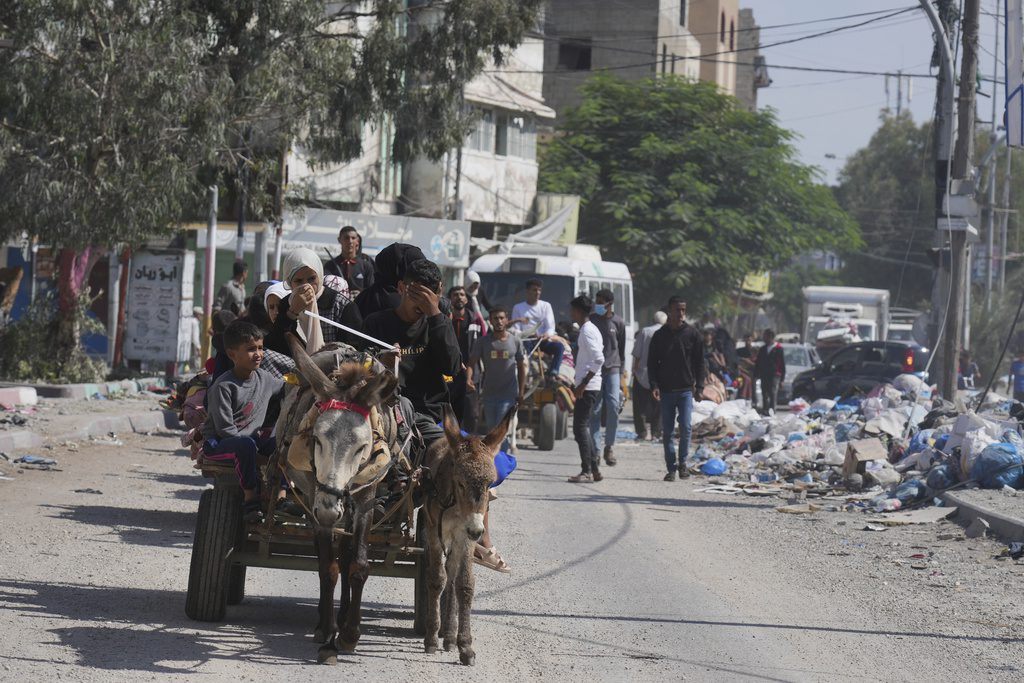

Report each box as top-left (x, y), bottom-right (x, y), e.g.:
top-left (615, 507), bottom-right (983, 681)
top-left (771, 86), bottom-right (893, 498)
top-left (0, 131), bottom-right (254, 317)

top-left (802, 286), bottom-right (890, 352)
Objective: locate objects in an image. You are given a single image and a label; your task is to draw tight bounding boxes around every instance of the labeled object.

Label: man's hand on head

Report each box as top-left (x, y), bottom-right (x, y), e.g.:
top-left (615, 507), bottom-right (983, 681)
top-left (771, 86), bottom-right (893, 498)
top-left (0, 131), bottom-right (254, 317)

top-left (409, 283), bottom-right (441, 317)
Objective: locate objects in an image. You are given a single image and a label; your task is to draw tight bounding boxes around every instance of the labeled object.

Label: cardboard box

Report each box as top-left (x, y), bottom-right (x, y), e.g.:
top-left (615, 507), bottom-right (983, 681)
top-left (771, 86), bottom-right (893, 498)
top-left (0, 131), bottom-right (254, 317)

top-left (842, 438), bottom-right (889, 478)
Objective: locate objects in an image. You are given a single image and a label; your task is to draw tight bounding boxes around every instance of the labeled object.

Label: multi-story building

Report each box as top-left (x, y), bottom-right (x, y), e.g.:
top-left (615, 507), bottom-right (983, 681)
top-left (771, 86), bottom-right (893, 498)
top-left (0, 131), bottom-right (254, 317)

top-left (287, 9), bottom-right (552, 242)
top-left (542, 0), bottom-right (702, 120)
top-left (687, 0), bottom-right (739, 96)
top-left (734, 8), bottom-right (770, 111)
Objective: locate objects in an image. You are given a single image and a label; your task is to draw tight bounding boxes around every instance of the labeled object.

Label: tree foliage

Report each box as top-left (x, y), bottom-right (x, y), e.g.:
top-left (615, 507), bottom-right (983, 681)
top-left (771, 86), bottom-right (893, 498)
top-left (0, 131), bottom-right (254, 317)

top-left (833, 112), bottom-right (936, 308)
top-left (539, 75), bottom-right (860, 311)
top-left (0, 0), bottom-right (543, 249)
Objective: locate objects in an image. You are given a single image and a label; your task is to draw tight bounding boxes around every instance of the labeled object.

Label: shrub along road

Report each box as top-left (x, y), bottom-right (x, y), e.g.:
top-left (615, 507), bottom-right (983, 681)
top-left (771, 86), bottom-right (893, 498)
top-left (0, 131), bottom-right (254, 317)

top-left (0, 426), bottom-right (1020, 681)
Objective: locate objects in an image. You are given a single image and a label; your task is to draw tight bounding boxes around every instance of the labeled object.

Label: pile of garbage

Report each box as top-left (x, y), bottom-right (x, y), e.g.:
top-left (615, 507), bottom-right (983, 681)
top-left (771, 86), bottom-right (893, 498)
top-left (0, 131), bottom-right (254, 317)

top-left (688, 374), bottom-right (1024, 512)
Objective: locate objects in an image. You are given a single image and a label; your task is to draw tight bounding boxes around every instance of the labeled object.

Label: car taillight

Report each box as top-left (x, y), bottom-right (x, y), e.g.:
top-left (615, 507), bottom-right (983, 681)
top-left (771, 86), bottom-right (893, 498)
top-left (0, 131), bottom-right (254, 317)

top-left (902, 351), bottom-right (914, 373)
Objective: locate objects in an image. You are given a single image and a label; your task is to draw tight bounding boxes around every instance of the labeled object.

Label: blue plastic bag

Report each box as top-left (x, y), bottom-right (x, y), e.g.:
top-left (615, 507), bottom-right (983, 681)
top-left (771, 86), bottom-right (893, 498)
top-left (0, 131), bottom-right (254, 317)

top-left (933, 433), bottom-right (950, 453)
top-left (970, 443), bottom-right (1024, 489)
top-left (700, 457), bottom-right (728, 476)
top-left (907, 429), bottom-right (934, 455)
top-left (453, 428), bottom-right (517, 487)
top-left (893, 479), bottom-right (928, 504)
top-left (835, 422), bottom-right (858, 443)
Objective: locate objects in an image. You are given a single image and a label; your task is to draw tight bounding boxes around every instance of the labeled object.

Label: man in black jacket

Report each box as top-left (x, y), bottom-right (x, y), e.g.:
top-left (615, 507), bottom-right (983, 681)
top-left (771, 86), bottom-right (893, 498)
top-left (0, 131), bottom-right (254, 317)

top-left (362, 259), bottom-right (461, 429)
top-left (647, 295), bottom-right (705, 481)
top-left (324, 225), bottom-right (375, 295)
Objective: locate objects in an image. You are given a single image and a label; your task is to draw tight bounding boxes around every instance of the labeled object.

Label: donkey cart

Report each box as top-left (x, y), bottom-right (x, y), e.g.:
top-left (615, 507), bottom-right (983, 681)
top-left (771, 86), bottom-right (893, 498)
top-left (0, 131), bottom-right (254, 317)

top-left (184, 460), bottom-right (430, 635)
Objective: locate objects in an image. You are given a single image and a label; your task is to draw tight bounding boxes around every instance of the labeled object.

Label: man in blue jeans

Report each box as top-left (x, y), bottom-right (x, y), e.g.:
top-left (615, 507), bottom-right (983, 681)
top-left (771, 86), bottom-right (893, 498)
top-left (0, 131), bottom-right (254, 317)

top-left (590, 289), bottom-right (626, 466)
top-left (466, 305), bottom-right (526, 450)
top-left (647, 296), bottom-right (705, 481)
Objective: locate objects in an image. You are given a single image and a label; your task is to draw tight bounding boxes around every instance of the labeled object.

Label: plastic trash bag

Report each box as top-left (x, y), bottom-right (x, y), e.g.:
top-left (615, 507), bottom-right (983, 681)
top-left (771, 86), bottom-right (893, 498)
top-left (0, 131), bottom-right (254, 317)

top-left (970, 443), bottom-right (1024, 489)
top-left (926, 463), bottom-right (957, 491)
top-left (700, 458), bottom-right (728, 476)
top-left (834, 422), bottom-right (859, 443)
top-left (862, 397), bottom-right (885, 421)
top-left (893, 373), bottom-right (926, 396)
top-left (1001, 429), bottom-right (1024, 448)
top-left (908, 429), bottom-right (935, 455)
top-left (893, 479), bottom-right (929, 504)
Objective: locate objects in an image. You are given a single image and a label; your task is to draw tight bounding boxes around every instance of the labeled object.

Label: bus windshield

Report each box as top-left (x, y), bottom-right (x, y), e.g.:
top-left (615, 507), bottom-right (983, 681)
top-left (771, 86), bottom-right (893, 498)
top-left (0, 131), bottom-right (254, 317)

top-left (477, 273), bottom-right (576, 333)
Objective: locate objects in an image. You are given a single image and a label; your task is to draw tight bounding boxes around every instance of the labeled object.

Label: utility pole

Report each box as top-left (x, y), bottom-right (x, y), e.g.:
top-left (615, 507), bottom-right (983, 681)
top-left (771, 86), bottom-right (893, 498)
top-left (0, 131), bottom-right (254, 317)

top-left (922, 0), bottom-right (957, 362)
top-left (896, 69), bottom-right (903, 116)
top-left (999, 147), bottom-right (1012, 297)
top-left (942, 0), bottom-right (981, 398)
top-left (985, 0), bottom-right (1001, 311)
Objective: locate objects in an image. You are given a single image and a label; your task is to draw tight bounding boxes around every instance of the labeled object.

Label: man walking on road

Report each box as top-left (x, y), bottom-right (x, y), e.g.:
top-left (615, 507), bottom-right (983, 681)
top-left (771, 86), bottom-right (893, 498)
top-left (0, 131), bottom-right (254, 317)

top-left (590, 289), bottom-right (626, 465)
top-left (632, 311), bottom-right (666, 440)
top-left (648, 296), bottom-right (704, 481)
top-left (449, 285), bottom-right (485, 427)
top-left (324, 225), bottom-right (375, 296)
top-left (568, 295), bottom-right (604, 483)
top-left (213, 261), bottom-right (248, 316)
top-left (467, 306), bottom-right (526, 450)
top-left (754, 329), bottom-right (785, 416)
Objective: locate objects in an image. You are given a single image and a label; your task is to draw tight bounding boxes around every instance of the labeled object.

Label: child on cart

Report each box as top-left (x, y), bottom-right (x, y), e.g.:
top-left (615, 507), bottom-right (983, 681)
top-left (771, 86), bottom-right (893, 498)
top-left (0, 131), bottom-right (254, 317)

top-left (201, 320), bottom-right (288, 521)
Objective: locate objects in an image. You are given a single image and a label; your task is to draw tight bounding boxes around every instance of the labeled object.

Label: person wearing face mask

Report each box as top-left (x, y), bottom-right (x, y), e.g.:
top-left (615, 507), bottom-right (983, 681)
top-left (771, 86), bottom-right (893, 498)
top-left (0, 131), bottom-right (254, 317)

top-left (264, 247), bottom-right (352, 357)
top-left (588, 289), bottom-right (626, 467)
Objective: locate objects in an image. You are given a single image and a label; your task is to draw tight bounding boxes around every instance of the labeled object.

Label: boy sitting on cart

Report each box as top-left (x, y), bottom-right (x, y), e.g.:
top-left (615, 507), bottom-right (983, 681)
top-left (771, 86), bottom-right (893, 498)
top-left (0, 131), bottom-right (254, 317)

top-left (201, 320), bottom-right (290, 522)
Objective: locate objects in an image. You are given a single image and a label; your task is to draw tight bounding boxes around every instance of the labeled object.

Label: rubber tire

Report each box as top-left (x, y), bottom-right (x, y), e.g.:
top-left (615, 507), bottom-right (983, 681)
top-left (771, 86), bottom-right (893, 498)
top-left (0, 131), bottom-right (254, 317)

top-left (535, 403), bottom-right (557, 451)
top-left (227, 565), bottom-right (246, 605)
top-left (555, 406), bottom-right (568, 441)
top-left (226, 508), bottom-right (248, 605)
top-left (413, 508), bottom-right (429, 636)
top-left (185, 487), bottom-right (242, 622)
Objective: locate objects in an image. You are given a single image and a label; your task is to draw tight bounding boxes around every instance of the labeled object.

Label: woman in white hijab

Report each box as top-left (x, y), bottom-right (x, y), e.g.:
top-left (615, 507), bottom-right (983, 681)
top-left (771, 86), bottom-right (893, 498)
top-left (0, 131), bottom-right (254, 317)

top-left (265, 247), bottom-right (353, 357)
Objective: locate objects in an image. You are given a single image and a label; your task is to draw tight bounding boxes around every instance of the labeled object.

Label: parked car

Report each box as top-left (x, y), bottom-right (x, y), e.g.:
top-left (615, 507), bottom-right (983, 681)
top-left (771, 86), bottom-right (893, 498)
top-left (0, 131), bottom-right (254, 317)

top-left (790, 341), bottom-right (929, 401)
top-left (777, 343), bottom-right (821, 403)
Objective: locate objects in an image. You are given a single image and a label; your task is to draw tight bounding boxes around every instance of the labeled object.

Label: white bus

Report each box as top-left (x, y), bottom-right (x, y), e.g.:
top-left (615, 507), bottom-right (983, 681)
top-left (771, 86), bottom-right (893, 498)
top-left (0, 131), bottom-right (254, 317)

top-left (471, 243), bottom-right (637, 363)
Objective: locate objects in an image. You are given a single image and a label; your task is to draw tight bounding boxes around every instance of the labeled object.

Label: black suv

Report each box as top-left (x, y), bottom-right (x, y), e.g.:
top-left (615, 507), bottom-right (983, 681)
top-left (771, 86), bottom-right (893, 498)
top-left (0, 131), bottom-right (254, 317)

top-left (790, 341), bottom-right (929, 401)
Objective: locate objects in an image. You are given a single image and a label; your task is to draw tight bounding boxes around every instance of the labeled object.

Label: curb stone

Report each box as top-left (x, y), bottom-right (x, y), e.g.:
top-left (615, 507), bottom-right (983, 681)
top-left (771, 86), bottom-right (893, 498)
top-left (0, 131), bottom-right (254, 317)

top-left (0, 377), bottom-right (168, 400)
top-left (0, 410), bottom-right (170, 455)
top-left (941, 490), bottom-right (1024, 542)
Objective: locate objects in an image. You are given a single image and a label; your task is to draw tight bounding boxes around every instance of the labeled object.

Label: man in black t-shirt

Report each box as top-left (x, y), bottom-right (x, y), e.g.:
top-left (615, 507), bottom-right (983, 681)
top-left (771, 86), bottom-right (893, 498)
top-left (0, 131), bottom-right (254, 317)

top-left (362, 259), bottom-right (461, 432)
top-left (325, 225), bottom-right (376, 295)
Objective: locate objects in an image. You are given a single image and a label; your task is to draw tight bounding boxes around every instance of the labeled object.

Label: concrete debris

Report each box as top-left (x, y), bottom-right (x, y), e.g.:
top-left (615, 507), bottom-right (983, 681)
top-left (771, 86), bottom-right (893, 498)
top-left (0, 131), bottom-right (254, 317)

top-left (689, 376), bottom-right (1024, 537)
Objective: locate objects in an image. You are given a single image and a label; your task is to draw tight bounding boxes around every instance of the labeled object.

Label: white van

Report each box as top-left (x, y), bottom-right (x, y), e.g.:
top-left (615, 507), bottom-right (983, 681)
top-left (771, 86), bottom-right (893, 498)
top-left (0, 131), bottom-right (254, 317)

top-left (471, 243), bottom-right (637, 363)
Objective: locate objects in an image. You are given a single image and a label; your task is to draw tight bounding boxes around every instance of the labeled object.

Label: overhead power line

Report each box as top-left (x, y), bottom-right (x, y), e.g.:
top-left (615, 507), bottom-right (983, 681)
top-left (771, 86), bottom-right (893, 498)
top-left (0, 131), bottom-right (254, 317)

top-left (499, 7), bottom-right (927, 77)
top-left (547, 5), bottom-right (920, 45)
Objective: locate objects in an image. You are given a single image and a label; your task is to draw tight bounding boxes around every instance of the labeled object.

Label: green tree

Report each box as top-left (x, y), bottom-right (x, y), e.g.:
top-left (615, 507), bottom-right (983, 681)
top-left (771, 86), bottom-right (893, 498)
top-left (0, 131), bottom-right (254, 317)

top-left (833, 112), bottom-right (936, 308)
top-left (540, 75), bottom-right (860, 311)
top-left (0, 0), bottom-right (541, 374)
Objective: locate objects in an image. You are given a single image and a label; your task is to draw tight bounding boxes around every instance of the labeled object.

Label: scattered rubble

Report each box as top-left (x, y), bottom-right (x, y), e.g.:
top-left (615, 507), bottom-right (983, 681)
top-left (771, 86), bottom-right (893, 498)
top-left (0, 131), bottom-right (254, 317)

top-left (689, 374), bottom-right (1024, 534)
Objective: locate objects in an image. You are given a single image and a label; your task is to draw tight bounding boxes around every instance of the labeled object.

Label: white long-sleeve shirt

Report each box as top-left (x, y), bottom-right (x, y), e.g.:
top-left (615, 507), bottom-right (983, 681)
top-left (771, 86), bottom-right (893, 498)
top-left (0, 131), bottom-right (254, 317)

top-left (575, 320), bottom-right (605, 391)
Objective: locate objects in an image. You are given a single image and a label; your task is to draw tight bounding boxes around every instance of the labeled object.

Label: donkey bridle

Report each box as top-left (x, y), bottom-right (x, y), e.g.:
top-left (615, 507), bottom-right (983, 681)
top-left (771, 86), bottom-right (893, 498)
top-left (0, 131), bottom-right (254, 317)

top-left (312, 399), bottom-right (379, 500)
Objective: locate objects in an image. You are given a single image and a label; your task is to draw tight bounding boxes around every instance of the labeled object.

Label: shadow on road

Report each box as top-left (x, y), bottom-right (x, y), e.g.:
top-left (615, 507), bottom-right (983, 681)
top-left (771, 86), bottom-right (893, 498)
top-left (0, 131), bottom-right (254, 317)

top-left (0, 580), bottom-right (428, 671)
top-left (39, 504), bottom-right (196, 549)
top-left (474, 607), bottom-right (1024, 645)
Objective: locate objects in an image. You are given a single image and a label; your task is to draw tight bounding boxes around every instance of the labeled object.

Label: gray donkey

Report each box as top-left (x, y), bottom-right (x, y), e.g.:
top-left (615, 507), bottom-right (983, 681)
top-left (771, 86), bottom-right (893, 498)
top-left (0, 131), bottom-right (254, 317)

top-left (422, 404), bottom-right (515, 666)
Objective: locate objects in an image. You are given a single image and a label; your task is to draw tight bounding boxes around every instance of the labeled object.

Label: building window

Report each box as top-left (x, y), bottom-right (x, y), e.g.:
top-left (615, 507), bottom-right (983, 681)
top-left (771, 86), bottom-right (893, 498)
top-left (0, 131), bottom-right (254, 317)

top-left (557, 39), bottom-right (592, 70)
top-left (495, 113), bottom-right (508, 156)
top-left (466, 108), bottom-right (494, 153)
top-left (679, 0), bottom-right (687, 26)
top-left (720, 12), bottom-right (725, 43)
top-left (729, 19), bottom-right (735, 50)
top-left (506, 115), bottom-right (536, 160)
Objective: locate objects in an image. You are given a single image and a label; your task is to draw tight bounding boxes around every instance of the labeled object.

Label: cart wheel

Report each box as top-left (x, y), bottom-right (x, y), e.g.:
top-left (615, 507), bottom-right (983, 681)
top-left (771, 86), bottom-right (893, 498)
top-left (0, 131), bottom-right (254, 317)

top-left (227, 565), bottom-right (246, 605)
top-left (185, 487), bottom-right (242, 621)
top-left (535, 403), bottom-right (557, 451)
top-left (413, 508), bottom-right (429, 636)
top-left (556, 406), bottom-right (568, 441)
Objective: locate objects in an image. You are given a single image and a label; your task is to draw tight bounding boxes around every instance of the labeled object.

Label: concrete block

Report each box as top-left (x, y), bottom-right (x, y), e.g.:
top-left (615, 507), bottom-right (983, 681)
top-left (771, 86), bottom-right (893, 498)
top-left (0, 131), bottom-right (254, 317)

top-left (0, 430), bottom-right (45, 452)
top-left (129, 412), bottom-right (166, 433)
top-left (0, 387), bottom-right (38, 407)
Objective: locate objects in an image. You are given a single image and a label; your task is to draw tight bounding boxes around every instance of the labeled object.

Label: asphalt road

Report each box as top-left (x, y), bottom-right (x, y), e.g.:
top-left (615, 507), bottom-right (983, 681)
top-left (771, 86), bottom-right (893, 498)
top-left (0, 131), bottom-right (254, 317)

top-left (1, 426), bottom-right (1021, 681)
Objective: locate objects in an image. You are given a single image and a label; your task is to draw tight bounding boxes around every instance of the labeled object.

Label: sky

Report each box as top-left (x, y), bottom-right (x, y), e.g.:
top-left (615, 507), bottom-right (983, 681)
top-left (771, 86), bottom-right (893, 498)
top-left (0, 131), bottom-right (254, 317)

top-left (742, 0), bottom-right (1005, 185)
